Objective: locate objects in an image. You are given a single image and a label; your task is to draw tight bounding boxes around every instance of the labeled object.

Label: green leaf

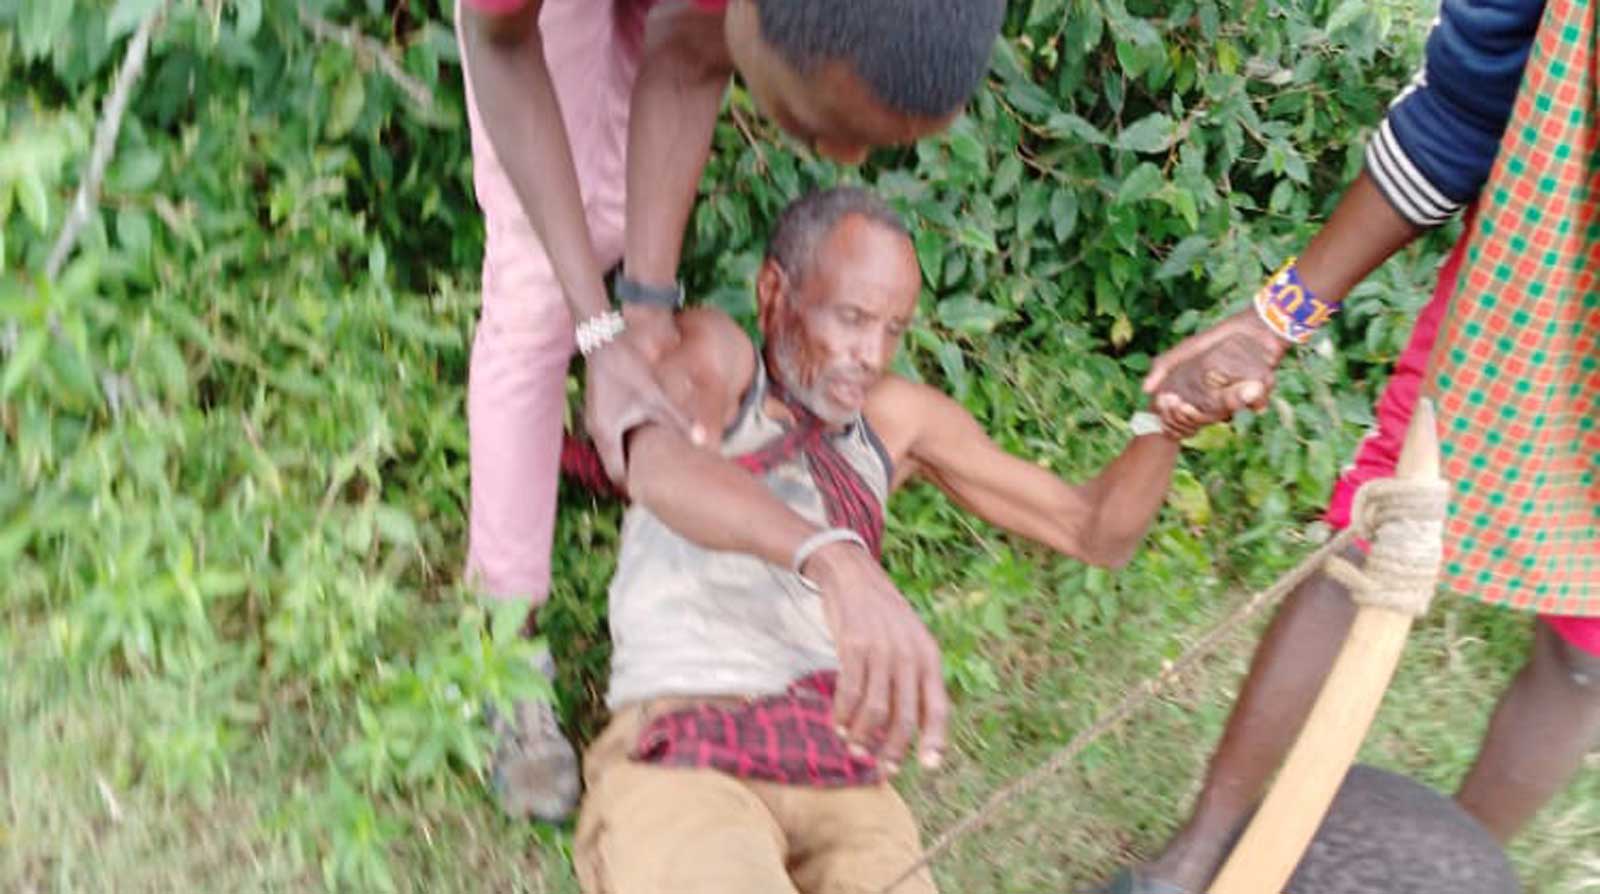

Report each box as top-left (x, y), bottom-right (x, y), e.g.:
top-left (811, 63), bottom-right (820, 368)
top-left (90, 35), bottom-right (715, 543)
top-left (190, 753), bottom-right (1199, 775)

top-left (1326, 0), bottom-right (1368, 35)
top-left (1155, 235), bottom-right (1210, 280)
top-left (914, 229), bottom-right (945, 287)
top-left (1114, 112), bottom-right (1176, 154)
top-left (2, 329), bottom-right (48, 398)
top-left (107, 0), bottom-right (161, 42)
top-left (1110, 313), bottom-right (1133, 348)
top-left (147, 333), bottom-right (189, 403)
top-left (232, 0), bottom-right (263, 41)
top-left (937, 295), bottom-right (1010, 336)
top-left (1114, 162), bottom-right (1164, 206)
top-left (1168, 187), bottom-right (1200, 231)
top-left (1046, 113), bottom-right (1107, 145)
top-left (1165, 469), bottom-right (1213, 526)
top-left (1185, 423), bottom-right (1236, 451)
top-left (1113, 18), bottom-right (1164, 78)
top-left (374, 505), bottom-right (418, 547)
top-left (1026, 0), bottom-right (1069, 29)
top-left (945, 129), bottom-right (988, 174)
top-left (368, 241), bottom-right (388, 283)
top-left (1269, 179), bottom-right (1297, 213)
top-left (953, 225), bottom-right (998, 255)
top-left (326, 73), bottom-right (367, 141)
top-left (110, 149), bottom-right (164, 193)
top-left (991, 155), bottom-right (1024, 199)
top-left (17, 171), bottom-right (49, 232)
top-left (116, 208), bottom-right (153, 260)
top-left (1050, 189), bottom-right (1079, 241)
top-left (1283, 149), bottom-right (1310, 185)
top-left (20, 0), bottom-right (76, 60)
top-left (1016, 182), bottom-right (1048, 235)
top-left (1001, 78), bottom-right (1059, 120)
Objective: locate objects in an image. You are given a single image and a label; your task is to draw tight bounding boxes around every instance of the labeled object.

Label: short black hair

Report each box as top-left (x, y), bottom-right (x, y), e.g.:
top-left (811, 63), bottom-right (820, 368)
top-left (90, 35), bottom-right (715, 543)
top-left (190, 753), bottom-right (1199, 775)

top-left (766, 186), bottom-right (909, 286)
top-left (1275, 766), bottom-right (1520, 894)
top-left (754, 0), bottom-right (1005, 118)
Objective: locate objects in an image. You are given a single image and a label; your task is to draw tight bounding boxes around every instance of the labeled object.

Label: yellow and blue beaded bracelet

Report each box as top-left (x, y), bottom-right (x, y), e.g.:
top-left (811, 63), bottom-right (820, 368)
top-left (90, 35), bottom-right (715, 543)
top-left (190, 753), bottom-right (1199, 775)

top-left (1252, 257), bottom-right (1338, 344)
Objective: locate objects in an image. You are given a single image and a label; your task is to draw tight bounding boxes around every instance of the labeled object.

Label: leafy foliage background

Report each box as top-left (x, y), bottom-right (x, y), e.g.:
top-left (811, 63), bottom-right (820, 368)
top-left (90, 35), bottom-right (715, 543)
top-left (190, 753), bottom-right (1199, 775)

top-left (12, 0), bottom-right (1564, 891)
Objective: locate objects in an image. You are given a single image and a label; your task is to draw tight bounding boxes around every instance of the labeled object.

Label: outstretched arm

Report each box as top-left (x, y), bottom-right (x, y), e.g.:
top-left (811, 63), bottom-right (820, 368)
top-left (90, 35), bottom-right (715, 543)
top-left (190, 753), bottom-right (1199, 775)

top-left (1141, 172), bottom-right (1419, 434)
top-left (1143, 0), bottom-right (1537, 431)
top-left (869, 379), bottom-right (1180, 569)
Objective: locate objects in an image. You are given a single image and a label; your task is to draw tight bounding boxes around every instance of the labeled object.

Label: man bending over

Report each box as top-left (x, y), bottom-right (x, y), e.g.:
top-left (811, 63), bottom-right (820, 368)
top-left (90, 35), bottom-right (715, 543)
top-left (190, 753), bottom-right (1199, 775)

top-left (570, 186), bottom-right (1211, 893)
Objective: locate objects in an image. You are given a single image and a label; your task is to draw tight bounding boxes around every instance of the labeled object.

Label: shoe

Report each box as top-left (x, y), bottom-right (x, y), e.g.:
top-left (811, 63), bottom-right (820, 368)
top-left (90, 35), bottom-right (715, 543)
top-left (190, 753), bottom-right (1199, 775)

top-left (487, 650), bottom-right (581, 822)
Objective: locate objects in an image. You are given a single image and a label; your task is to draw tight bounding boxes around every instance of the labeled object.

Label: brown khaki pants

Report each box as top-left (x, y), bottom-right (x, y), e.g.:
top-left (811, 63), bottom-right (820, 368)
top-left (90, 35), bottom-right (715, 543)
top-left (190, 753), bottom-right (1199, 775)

top-left (574, 700), bottom-right (938, 894)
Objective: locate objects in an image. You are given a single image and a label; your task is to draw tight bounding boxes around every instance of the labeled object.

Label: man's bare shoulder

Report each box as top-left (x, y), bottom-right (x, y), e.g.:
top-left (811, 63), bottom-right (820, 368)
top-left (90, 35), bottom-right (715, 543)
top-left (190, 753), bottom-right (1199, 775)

top-left (863, 375), bottom-right (964, 463)
top-left (671, 306), bottom-right (757, 387)
top-left (866, 375), bottom-right (962, 418)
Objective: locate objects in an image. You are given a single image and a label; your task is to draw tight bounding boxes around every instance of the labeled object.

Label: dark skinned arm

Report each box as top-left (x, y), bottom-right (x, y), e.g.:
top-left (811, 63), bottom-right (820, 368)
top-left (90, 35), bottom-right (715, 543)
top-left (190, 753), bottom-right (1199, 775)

top-left (869, 378), bottom-right (1181, 569)
top-left (1142, 171), bottom-right (1423, 434)
top-left (622, 4), bottom-right (732, 301)
top-left (459, 2), bottom-right (609, 323)
top-left (459, 2), bottom-right (698, 477)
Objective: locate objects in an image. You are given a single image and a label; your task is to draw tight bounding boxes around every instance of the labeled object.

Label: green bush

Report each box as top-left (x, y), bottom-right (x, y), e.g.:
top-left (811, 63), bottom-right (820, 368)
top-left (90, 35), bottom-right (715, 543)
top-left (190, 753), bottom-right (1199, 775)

top-left (2, 0), bottom-right (1457, 889)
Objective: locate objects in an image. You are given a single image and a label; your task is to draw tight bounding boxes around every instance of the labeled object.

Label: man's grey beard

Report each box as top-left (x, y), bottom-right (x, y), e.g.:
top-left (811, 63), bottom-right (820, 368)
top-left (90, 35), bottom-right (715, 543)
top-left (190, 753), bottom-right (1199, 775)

top-left (769, 332), bottom-right (855, 427)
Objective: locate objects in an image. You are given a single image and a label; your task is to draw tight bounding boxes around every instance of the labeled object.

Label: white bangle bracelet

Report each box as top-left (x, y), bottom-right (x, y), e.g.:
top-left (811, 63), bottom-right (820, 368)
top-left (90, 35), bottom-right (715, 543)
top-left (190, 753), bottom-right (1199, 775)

top-left (791, 528), bottom-right (869, 592)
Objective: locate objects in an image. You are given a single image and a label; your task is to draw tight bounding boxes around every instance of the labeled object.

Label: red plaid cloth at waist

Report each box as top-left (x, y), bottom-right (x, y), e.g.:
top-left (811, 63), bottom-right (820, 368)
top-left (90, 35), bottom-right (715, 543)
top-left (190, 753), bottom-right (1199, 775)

top-left (630, 671), bottom-right (881, 787)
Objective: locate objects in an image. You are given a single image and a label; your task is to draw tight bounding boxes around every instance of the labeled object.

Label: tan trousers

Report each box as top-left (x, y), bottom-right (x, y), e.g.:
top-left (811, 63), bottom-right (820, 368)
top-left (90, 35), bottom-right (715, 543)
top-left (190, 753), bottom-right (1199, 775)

top-left (574, 701), bottom-right (938, 894)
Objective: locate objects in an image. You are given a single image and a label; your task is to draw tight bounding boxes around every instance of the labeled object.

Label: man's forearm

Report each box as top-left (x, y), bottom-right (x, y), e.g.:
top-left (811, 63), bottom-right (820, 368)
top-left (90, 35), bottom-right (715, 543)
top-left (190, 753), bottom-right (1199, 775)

top-left (1296, 170), bottom-right (1424, 304)
top-left (1237, 171), bottom-right (1424, 350)
top-left (625, 424), bottom-right (820, 568)
top-left (1079, 435), bottom-right (1182, 567)
top-left (623, 11), bottom-right (731, 288)
top-left (460, 9), bottom-right (609, 321)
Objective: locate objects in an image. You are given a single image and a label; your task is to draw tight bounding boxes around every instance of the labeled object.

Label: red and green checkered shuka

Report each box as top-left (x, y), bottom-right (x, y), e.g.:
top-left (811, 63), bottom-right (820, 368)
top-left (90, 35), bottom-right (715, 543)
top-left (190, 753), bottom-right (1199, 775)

top-left (1428, 0), bottom-right (1600, 615)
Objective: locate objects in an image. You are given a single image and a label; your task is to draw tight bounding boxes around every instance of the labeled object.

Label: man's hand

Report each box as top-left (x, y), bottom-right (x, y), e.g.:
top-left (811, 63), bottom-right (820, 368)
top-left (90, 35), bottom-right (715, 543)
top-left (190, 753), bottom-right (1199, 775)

top-left (584, 319), bottom-right (703, 483)
top-left (1142, 309), bottom-right (1287, 438)
top-left (804, 542), bottom-right (948, 775)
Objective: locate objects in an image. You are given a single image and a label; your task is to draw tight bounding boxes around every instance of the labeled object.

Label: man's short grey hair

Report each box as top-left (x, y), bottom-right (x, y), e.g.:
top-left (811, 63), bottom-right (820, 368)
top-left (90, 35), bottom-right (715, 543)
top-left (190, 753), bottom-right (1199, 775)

top-left (766, 186), bottom-right (909, 286)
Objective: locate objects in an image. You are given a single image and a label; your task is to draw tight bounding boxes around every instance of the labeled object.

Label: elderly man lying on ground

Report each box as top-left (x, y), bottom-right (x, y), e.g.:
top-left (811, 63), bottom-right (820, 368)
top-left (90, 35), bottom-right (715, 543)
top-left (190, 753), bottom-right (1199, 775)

top-left (566, 185), bottom-right (1216, 894)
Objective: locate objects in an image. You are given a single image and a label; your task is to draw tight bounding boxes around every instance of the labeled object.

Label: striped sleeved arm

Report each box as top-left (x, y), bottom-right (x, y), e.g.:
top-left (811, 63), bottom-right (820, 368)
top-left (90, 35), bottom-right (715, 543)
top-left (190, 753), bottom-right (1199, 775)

top-left (1362, 0), bottom-right (1544, 228)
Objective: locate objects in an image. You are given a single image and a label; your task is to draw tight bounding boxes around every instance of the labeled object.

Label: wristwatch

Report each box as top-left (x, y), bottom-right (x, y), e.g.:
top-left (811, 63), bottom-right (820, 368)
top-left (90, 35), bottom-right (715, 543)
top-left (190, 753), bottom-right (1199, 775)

top-left (614, 275), bottom-right (684, 310)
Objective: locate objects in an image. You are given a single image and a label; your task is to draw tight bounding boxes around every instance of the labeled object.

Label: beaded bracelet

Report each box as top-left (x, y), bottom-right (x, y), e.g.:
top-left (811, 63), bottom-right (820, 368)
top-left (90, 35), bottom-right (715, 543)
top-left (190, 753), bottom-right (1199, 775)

top-left (1252, 257), bottom-right (1338, 344)
top-left (575, 309), bottom-right (626, 357)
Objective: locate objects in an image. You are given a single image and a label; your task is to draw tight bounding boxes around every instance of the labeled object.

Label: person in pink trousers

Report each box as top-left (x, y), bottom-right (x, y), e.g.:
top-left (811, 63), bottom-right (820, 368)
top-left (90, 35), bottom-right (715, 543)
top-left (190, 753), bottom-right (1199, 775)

top-left (455, 0), bottom-right (1005, 822)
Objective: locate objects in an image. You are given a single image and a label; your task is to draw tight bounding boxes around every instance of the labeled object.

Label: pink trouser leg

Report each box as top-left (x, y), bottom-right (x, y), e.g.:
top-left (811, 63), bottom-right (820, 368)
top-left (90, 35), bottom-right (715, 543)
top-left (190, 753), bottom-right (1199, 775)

top-left (458, 0), bottom-right (636, 603)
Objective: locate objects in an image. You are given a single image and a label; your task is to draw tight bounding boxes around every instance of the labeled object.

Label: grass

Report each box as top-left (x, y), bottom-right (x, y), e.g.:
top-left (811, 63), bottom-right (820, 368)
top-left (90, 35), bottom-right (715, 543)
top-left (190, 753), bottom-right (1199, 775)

top-left (7, 518), bottom-right (1598, 893)
top-left (7, 3), bottom-right (1509, 891)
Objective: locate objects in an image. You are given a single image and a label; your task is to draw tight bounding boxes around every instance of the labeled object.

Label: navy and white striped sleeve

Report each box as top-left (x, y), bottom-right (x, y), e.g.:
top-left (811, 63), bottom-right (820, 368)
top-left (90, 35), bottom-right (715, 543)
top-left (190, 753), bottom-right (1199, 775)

top-left (1363, 0), bottom-right (1544, 228)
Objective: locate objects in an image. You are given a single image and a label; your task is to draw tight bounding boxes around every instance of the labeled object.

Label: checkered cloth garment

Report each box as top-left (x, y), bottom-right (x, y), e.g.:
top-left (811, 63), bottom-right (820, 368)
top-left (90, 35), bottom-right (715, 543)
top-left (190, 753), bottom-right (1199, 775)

top-left (1429, 0), bottom-right (1600, 614)
top-left (632, 671), bottom-right (881, 787)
